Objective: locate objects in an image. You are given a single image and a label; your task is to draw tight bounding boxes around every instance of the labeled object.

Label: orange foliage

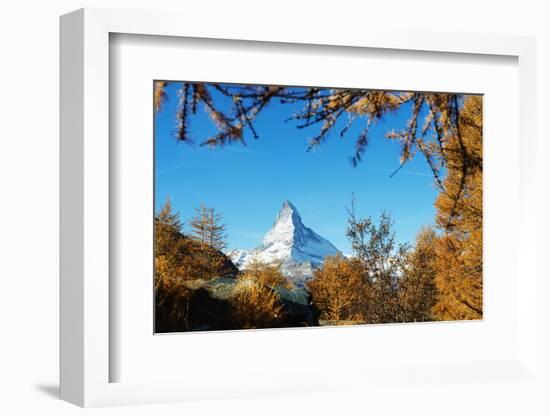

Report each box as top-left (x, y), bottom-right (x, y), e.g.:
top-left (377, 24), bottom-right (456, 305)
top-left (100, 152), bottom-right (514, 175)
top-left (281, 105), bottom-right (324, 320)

top-left (432, 96), bottom-right (483, 320)
top-left (308, 255), bottom-right (366, 324)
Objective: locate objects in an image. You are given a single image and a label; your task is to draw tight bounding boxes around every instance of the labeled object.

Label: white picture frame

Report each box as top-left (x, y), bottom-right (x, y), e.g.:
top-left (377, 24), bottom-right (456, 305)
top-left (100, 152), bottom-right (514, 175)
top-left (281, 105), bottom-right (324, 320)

top-left (60, 7), bottom-right (539, 408)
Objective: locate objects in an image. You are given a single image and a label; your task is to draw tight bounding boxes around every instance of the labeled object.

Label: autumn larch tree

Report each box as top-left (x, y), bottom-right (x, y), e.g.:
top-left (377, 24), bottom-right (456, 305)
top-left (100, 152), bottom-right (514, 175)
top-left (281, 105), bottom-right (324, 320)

top-left (154, 199), bottom-right (238, 331)
top-left (307, 254), bottom-right (366, 324)
top-left (431, 96), bottom-right (483, 320)
top-left (241, 259), bottom-right (289, 288)
top-left (229, 261), bottom-right (286, 329)
top-left (188, 204), bottom-right (228, 251)
top-left (399, 227), bottom-right (438, 322)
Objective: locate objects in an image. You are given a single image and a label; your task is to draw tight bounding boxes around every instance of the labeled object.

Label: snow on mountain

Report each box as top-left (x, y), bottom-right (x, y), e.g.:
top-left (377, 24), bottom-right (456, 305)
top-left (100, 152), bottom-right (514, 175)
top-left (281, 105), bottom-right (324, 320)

top-left (229, 200), bottom-right (341, 285)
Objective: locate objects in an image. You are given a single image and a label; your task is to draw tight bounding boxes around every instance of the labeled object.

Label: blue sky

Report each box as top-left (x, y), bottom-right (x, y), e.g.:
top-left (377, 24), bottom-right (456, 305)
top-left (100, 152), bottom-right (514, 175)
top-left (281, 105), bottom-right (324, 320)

top-left (155, 82), bottom-right (439, 253)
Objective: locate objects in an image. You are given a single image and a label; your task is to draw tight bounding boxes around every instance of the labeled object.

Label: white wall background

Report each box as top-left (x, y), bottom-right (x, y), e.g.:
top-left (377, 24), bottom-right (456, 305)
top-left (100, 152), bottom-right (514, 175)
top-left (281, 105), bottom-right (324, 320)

top-left (0, 1), bottom-right (548, 415)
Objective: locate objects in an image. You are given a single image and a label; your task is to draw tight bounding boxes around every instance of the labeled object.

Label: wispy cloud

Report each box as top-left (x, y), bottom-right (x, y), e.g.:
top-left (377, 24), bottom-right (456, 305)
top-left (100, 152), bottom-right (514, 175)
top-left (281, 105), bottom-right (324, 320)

top-left (221, 145), bottom-right (269, 155)
top-left (156, 163), bottom-right (187, 176)
top-left (368, 167), bottom-right (433, 178)
top-left (156, 144), bottom-right (269, 176)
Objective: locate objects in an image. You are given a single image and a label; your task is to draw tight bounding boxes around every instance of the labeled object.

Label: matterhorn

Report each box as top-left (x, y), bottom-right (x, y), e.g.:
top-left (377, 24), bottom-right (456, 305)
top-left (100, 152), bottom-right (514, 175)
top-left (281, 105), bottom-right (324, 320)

top-left (230, 200), bottom-right (341, 285)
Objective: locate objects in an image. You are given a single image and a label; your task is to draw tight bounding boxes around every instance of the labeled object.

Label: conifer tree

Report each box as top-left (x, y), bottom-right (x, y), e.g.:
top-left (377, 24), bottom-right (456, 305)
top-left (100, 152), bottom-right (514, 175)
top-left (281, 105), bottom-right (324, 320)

top-left (155, 199), bottom-right (235, 286)
top-left (188, 204), bottom-right (227, 250)
top-left (155, 197), bottom-right (182, 257)
top-left (229, 262), bottom-right (286, 329)
top-left (241, 259), bottom-right (289, 288)
top-left (308, 255), bottom-right (366, 323)
top-left (399, 227), bottom-right (438, 322)
top-left (432, 96), bottom-right (483, 320)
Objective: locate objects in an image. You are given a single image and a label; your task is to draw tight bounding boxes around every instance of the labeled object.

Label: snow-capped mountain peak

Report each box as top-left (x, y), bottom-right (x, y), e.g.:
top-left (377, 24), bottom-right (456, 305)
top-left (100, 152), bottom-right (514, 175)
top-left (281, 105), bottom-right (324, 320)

top-left (263, 200), bottom-right (305, 247)
top-left (230, 200), bottom-right (341, 284)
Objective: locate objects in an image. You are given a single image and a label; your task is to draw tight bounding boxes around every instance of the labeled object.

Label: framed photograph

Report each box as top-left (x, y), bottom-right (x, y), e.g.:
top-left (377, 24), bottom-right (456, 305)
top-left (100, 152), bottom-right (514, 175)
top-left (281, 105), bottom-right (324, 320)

top-left (60, 7), bottom-right (539, 408)
top-left (152, 80), bottom-right (483, 334)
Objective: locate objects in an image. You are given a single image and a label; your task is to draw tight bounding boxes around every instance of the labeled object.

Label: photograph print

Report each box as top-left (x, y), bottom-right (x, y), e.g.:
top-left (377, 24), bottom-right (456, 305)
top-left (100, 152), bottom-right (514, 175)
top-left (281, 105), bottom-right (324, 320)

top-left (154, 81), bottom-right (483, 333)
